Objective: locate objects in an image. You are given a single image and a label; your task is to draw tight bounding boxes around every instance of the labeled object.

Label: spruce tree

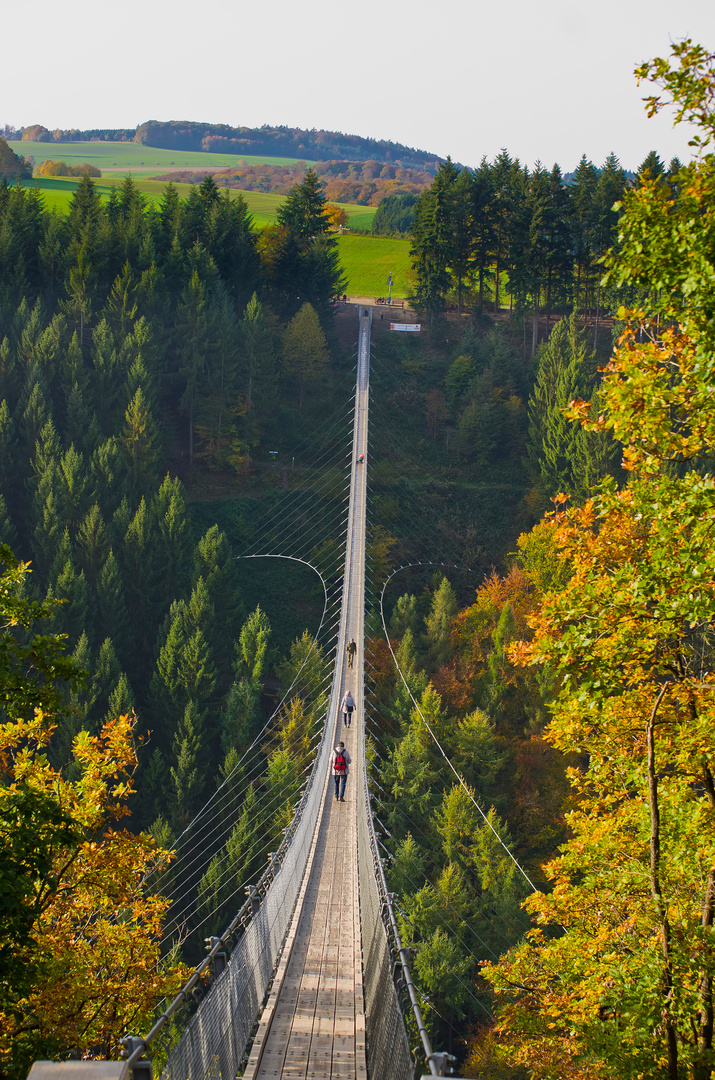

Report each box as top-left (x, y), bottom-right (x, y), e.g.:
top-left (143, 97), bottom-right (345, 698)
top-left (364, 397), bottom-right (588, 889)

top-left (50, 557), bottom-right (90, 648)
top-left (169, 699), bottom-right (207, 831)
top-left (120, 387), bottom-right (159, 495)
top-left (424, 576), bottom-right (458, 668)
top-left (65, 382), bottom-right (95, 456)
top-left (410, 159), bottom-right (459, 316)
top-left (96, 550), bottom-right (131, 664)
top-left (91, 438), bottom-right (129, 516)
top-left (149, 475), bottom-right (191, 616)
top-left (76, 503), bottom-right (110, 586)
top-left (90, 318), bottom-right (119, 433)
top-left (0, 493), bottom-right (18, 549)
top-left (0, 398), bottom-right (18, 503)
top-left (281, 302), bottom-right (329, 411)
top-left (526, 313), bottom-right (615, 504)
top-left (175, 270), bottom-right (215, 465)
top-left (240, 292), bottom-right (275, 420)
top-left (104, 672), bottom-right (135, 724)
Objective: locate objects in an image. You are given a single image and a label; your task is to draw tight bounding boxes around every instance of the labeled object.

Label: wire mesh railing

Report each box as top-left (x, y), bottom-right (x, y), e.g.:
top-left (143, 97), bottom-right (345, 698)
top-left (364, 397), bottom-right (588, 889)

top-left (127, 637), bottom-right (345, 1079)
top-left (125, 308), bottom-right (448, 1080)
top-left (356, 730), bottom-right (414, 1079)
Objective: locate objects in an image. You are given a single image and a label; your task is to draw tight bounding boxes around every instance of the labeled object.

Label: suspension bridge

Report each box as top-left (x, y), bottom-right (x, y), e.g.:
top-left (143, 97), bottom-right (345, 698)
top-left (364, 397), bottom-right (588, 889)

top-left (29, 308), bottom-right (451, 1080)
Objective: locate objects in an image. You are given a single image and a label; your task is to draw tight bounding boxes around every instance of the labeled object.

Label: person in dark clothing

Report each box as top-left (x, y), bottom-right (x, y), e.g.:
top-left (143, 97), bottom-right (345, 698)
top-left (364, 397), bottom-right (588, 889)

top-left (346, 639), bottom-right (357, 667)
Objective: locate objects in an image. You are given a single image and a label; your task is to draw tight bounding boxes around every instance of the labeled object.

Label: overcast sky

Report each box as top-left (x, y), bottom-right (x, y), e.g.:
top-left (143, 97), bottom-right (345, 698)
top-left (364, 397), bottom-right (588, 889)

top-left (2, 0), bottom-right (713, 173)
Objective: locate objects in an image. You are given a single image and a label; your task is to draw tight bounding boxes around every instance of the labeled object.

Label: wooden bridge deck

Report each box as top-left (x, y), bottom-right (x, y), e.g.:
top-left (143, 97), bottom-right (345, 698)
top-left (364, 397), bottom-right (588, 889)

top-left (246, 725), bottom-right (366, 1079)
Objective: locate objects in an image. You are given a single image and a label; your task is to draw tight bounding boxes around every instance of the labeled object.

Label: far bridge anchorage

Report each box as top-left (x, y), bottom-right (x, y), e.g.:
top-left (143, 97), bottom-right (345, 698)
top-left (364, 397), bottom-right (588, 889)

top-left (29, 308), bottom-right (454, 1080)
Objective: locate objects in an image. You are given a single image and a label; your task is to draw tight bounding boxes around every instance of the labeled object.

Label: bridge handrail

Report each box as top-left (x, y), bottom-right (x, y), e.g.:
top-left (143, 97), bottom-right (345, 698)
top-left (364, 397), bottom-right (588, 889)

top-left (126, 553), bottom-right (342, 1072)
top-left (125, 717), bottom-right (326, 1070)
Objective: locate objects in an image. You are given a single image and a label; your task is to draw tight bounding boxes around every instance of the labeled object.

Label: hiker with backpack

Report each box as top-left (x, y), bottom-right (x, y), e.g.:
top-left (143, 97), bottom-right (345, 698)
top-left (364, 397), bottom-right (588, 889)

top-left (340, 690), bottom-right (356, 727)
top-left (331, 740), bottom-right (352, 801)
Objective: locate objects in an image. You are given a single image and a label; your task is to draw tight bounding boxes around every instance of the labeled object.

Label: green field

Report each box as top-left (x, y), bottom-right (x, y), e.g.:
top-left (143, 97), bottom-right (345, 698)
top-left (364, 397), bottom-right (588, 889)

top-left (22, 175), bottom-right (377, 228)
top-left (8, 140), bottom-right (312, 176)
top-left (336, 234), bottom-right (411, 298)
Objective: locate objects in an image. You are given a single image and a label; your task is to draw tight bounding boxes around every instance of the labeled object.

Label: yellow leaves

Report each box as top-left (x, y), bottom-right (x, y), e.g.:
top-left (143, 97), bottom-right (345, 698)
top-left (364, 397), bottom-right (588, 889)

top-left (0, 709), bottom-right (186, 1065)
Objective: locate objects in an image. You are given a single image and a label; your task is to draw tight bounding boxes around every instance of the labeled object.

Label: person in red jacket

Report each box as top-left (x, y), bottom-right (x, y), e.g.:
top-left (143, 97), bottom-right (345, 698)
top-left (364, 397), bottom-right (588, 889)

top-left (330, 740), bottom-right (352, 801)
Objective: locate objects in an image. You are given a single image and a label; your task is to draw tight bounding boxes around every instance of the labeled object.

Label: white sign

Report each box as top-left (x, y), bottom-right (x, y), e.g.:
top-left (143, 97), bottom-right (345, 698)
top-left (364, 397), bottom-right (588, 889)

top-left (390, 323), bottom-right (421, 332)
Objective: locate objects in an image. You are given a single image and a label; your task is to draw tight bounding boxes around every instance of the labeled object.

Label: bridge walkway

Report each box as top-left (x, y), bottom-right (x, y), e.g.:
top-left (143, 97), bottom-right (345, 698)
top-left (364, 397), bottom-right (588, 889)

top-left (243, 310), bottom-right (371, 1080)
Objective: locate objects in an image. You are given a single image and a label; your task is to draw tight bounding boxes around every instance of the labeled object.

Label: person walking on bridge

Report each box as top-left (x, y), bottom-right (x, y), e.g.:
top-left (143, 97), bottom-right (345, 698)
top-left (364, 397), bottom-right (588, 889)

top-left (346, 639), bottom-right (357, 668)
top-left (331, 740), bottom-right (352, 801)
top-left (340, 690), bottom-right (356, 727)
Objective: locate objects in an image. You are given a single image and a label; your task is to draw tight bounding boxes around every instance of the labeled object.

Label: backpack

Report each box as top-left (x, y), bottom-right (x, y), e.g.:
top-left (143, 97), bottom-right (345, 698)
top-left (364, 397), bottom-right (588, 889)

top-left (334, 751), bottom-right (347, 773)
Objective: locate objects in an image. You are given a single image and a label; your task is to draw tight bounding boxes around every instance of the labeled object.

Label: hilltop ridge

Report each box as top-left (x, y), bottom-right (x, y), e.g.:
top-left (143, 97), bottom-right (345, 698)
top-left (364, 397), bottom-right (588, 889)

top-left (5, 120), bottom-right (443, 171)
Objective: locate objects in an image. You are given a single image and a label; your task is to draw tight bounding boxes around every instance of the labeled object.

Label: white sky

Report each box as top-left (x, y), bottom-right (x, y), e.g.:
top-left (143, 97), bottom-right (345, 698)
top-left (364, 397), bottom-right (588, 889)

top-left (2, 0), bottom-right (713, 173)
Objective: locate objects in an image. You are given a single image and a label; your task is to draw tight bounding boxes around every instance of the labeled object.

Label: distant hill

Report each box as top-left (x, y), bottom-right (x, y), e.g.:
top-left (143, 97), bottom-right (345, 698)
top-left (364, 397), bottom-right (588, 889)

top-left (7, 120), bottom-right (442, 171)
top-left (7, 121), bottom-right (442, 171)
top-left (134, 121), bottom-right (441, 170)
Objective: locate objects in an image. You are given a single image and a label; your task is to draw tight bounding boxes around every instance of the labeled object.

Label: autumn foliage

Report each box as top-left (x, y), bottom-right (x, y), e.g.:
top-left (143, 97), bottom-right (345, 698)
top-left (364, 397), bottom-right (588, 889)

top-left (481, 40), bottom-right (715, 1080)
top-left (0, 550), bottom-right (185, 1077)
top-left (35, 160), bottom-right (101, 178)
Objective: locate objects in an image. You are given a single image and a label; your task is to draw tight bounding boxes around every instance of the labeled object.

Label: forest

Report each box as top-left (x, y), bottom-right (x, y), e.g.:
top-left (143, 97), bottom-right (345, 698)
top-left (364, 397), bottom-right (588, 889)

top-left (157, 159), bottom-right (434, 207)
top-left (2, 35), bottom-right (715, 1080)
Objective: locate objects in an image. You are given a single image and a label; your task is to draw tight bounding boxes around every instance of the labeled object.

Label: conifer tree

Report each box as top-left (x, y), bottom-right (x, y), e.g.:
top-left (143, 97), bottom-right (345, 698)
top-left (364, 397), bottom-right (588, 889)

top-left (0, 339), bottom-right (17, 408)
top-left (240, 292), bottom-right (275, 419)
top-left (121, 387), bottom-right (159, 495)
top-left (221, 606), bottom-right (271, 754)
top-left (424, 577), bottom-right (458, 668)
top-left (56, 445), bottom-right (91, 532)
top-left (192, 525), bottom-right (242, 682)
top-left (281, 302), bottom-right (329, 410)
top-left (169, 699), bottom-right (207, 830)
top-left (149, 475), bottom-right (191, 615)
top-left (95, 550), bottom-right (131, 664)
top-left (526, 313), bottom-right (615, 504)
top-left (0, 492), bottom-right (18, 549)
top-left (175, 270), bottom-right (215, 465)
top-left (50, 557), bottom-right (90, 647)
top-left (61, 245), bottom-right (95, 348)
top-left (90, 318), bottom-right (120, 433)
top-left (20, 378), bottom-right (50, 464)
top-left (64, 381), bottom-right (95, 455)
top-left (104, 672), bottom-right (135, 725)
top-left (390, 593), bottom-right (420, 639)
top-left (76, 503), bottom-right (110, 587)
top-left (410, 159), bottom-right (460, 315)
top-left (90, 438), bottom-right (129, 516)
top-left (105, 261), bottom-right (138, 340)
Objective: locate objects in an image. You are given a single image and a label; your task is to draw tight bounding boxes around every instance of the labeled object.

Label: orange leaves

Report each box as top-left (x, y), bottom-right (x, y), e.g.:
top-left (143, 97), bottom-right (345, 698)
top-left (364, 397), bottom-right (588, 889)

top-left (0, 709), bottom-right (187, 1066)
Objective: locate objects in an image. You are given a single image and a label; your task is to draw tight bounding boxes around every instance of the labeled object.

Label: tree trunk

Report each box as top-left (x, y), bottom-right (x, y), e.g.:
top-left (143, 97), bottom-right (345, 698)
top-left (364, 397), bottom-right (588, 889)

top-left (696, 868), bottom-right (715, 1080)
top-left (531, 302), bottom-right (539, 357)
top-left (646, 685), bottom-right (678, 1080)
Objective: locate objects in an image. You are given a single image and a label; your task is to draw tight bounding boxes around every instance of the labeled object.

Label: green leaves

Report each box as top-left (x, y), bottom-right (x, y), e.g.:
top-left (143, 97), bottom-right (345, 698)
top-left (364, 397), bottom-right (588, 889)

top-left (485, 42), bottom-right (715, 1080)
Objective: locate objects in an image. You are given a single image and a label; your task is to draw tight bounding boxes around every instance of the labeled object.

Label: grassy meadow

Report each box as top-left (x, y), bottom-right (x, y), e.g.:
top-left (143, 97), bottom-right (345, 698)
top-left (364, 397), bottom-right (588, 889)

top-left (18, 172), bottom-right (410, 296)
top-left (336, 234), bottom-right (411, 298)
top-left (8, 140), bottom-right (311, 176)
